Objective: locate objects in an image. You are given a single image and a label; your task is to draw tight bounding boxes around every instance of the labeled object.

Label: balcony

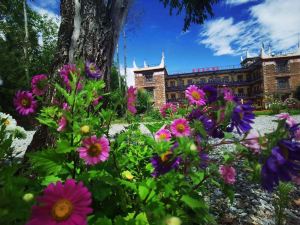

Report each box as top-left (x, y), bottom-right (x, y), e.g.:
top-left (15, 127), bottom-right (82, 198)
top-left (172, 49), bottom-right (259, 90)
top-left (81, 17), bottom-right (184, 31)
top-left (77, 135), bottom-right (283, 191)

top-left (165, 78), bottom-right (262, 91)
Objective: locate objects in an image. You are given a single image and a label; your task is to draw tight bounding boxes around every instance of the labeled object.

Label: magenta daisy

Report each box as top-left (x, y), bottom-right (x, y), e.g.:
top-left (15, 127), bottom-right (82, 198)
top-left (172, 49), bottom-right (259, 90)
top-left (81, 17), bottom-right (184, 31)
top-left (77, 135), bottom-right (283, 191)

top-left (219, 165), bottom-right (236, 184)
top-left (31, 74), bottom-right (48, 96)
top-left (14, 91), bottom-right (37, 116)
top-left (26, 179), bottom-right (92, 225)
top-left (170, 118), bottom-right (191, 137)
top-left (159, 103), bottom-right (177, 118)
top-left (185, 85), bottom-right (206, 106)
top-left (57, 116), bottom-right (67, 132)
top-left (78, 135), bottom-right (110, 165)
top-left (155, 128), bottom-right (172, 141)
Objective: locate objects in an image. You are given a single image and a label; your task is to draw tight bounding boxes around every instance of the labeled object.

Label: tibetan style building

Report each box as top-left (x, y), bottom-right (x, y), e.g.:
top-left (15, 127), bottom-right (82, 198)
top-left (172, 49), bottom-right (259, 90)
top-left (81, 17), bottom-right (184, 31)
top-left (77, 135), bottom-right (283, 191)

top-left (133, 47), bottom-right (300, 109)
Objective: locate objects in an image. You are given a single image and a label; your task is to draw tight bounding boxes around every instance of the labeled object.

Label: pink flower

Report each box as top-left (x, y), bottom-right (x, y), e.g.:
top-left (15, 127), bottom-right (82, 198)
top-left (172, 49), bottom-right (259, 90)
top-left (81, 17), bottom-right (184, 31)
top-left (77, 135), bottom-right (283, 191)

top-left (14, 91), bottom-right (37, 116)
top-left (78, 135), bottom-right (110, 165)
top-left (160, 103), bottom-right (177, 118)
top-left (170, 118), bottom-right (191, 137)
top-left (127, 86), bottom-right (137, 114)
top-left (26, 179), bottom-right (92, 225)
top-left (31, 74), bottom-right (48, 96)
top-left (92, 96), bottom-right (102, 107)
top-left (59, 64), bottom-right (82, 91)
top-left (292, 175), bottom-right (300, 185)
top-left (276, 113), bottom-right (298, 127)
top-left (243, 130), bottom-right (261, 154)
top-left (219, 165), bottom-right (236, 184)
top-left (155, 128), bottom-right (172, 141)
top-left (223, 88), bottom-right (234, 101)
top-left (62, 102), bottom-right (70, 111)
top-left (185, 85), bottom-right (206, 106)
top-left (57, 116), bottom-right (67, 132)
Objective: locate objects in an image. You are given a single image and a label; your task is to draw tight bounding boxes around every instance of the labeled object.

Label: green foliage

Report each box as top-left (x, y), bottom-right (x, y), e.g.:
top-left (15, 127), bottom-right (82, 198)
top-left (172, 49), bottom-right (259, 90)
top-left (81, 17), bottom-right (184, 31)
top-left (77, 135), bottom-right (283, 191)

top-left (159, 0), bottom-right (219, 31)
top-left (0, 0), bottom-right (58, 117)
top-left (136, 89), bottom-right (154, 114)
top-left (274, 182), bottom-right (293, 225)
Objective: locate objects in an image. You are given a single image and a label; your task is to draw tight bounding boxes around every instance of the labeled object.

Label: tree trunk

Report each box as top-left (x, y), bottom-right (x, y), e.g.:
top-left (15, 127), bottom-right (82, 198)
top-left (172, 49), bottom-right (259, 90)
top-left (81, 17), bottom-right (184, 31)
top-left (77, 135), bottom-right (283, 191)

top-left (53, 0), bottom-right (132, 87)
top-left (27, 0), bottom-right (132, 152)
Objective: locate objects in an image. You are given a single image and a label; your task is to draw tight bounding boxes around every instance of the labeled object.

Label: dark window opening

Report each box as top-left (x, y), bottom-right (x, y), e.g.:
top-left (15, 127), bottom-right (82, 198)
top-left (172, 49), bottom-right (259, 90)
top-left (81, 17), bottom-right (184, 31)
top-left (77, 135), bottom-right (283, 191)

top-left (277, 78), bottom-right (290, 89)
top-left (276, 60), bottom-right (289, 73)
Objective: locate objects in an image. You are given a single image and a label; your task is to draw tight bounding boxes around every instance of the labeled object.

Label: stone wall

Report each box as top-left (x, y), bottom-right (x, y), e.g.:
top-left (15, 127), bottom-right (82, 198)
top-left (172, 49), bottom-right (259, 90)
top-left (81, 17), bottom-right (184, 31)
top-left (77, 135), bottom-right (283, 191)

top-left (134, 69), bottom-right (166, 109)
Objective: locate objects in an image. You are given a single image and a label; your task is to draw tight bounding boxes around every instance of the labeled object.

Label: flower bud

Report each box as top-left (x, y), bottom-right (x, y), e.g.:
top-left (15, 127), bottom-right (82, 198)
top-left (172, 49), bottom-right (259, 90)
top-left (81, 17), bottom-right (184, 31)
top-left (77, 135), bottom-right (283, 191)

top-left (165, 217), bottom-right (182, 225)
top-left (80, 125), bottom-right (90, 134)
top-left (23, 193), bottom-right (34, 202)
top-left (121, 171), bottom-right (134, 180)
top-left (190, 143), bottom-right (197, 151)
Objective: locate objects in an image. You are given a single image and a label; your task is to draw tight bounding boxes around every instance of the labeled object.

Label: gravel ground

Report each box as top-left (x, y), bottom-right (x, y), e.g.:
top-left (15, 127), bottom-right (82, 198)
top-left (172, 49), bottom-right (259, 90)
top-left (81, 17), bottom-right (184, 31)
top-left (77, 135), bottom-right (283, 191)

top-left (12, 115), bottom-right (300, 225)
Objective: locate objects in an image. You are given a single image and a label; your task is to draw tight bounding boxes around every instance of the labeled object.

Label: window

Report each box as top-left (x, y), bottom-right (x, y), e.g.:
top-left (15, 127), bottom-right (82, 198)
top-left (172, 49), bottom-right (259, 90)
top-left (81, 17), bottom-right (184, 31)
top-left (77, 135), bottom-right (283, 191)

top-left (170, 81), bottom-right (176, 87)
top-left (200, 78), bottom-right (206, 83)
top-left (144, 72), bottom-right (153, 82)
top-left (276, 60), bottom-right (289, 73)
top-left (237, 75), bottom-right (243, 82)
top-left (238, 88), bottom-right (244, 94)
top-left (223, 76), bottom-right (229, 83)
top-left (179, 80), bottom-right (185, 86)
top-left (171, 94), bottom-right (176, 100)
top-left (187, 79), bottom-right (193, 85)
top-left (277, 78), bottom-right (290, 89)
top-left (180, 93), bottom-right (185, 99)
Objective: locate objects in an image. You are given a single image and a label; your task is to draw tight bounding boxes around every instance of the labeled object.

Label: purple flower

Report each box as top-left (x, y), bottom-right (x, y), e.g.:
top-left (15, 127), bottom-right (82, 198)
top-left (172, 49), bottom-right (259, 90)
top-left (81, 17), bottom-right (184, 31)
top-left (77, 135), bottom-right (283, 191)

top-left (230, 102), bottom-right (255, 134)
top-left (151, 143), bottom-right (181, 177)
top-left (202, 85), bottom-right (217, 103)
top-left (31, 74), bottom-right (48, 96)
top-left (188, 108), bottom-right (224, 138)
top-left (85, 61), bottom-right (102, 79)
top-left (14, 91), bottom-right (37, 116)
top-left (127, 86), bottom-right (137, 114)
top-left (151, 151), bottom-right (181, 177)
top-left (261, 140), bottom-right (300, 191)
top-left (199, 153), bottom-right (209, 169)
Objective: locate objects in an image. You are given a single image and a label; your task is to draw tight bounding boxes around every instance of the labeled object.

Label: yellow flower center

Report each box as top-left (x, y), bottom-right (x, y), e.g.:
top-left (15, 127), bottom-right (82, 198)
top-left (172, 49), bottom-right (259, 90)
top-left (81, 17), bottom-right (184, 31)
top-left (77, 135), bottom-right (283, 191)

top-left (191, 91), bottom-right (201, 100)
top-left (176, 124), bottom-right (185, 132)
top-left (4, 119), bottom-right (10, 126)
top-left (161, 151), bottom-right (172, 162)
top-left (159, 133), bottom-right (167, 140)
top-left (88, 143), bottom-right (102, 157)
top-left (51, 199), bottom-right (73, 221)
top-left (21, 99), bottom-right (29, 107)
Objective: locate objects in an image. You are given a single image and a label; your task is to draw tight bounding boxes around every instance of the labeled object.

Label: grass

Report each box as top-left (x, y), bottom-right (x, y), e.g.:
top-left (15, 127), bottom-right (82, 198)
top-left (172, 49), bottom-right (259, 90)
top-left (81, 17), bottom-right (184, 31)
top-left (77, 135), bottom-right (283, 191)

top-left (254, 109), bottom-right (300, 116)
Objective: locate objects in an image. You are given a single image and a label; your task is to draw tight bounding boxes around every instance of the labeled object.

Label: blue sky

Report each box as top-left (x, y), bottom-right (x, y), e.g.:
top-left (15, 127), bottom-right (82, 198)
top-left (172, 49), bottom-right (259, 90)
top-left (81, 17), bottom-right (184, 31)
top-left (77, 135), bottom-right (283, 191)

top-left (29, 0), bottom-right (300, 85)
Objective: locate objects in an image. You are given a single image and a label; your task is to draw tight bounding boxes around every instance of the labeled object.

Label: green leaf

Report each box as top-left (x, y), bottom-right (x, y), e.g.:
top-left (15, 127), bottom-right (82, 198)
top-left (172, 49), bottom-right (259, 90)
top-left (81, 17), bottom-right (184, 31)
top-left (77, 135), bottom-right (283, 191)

top-left (144, 122), bottom-right (165, 134)
top-left (56, 140), bottom-right (74, 154)
top-left (94, 217), bottom-right (113, 225)
top-left (29, 150), bottom-right (63, 175)
top-left (181, 195), bottom-right (204, 209)
top-left (138, 185), bottom-right (149, 201)
top-left (41, 175), bottom-right (61, 186)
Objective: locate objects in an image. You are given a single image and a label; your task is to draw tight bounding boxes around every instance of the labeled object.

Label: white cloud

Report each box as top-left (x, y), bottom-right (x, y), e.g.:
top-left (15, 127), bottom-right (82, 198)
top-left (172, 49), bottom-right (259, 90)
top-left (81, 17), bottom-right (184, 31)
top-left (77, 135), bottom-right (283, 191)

top-left (120, 65), bottom-right (135, 87)
top-left (226, 0), bottom-right (257, 6)
top-left (199, 0), bottom-right (300, 56)
top-left (250, 0), bottom-right (300, 50)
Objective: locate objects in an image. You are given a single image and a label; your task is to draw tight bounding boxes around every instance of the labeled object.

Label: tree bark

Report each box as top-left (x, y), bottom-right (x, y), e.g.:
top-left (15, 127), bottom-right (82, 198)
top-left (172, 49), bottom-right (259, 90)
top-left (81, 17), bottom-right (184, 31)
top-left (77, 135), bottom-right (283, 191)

top-left (53, 0), bottom-right (132, 87)
top-left (27, 0), bottom-right (132, 152)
